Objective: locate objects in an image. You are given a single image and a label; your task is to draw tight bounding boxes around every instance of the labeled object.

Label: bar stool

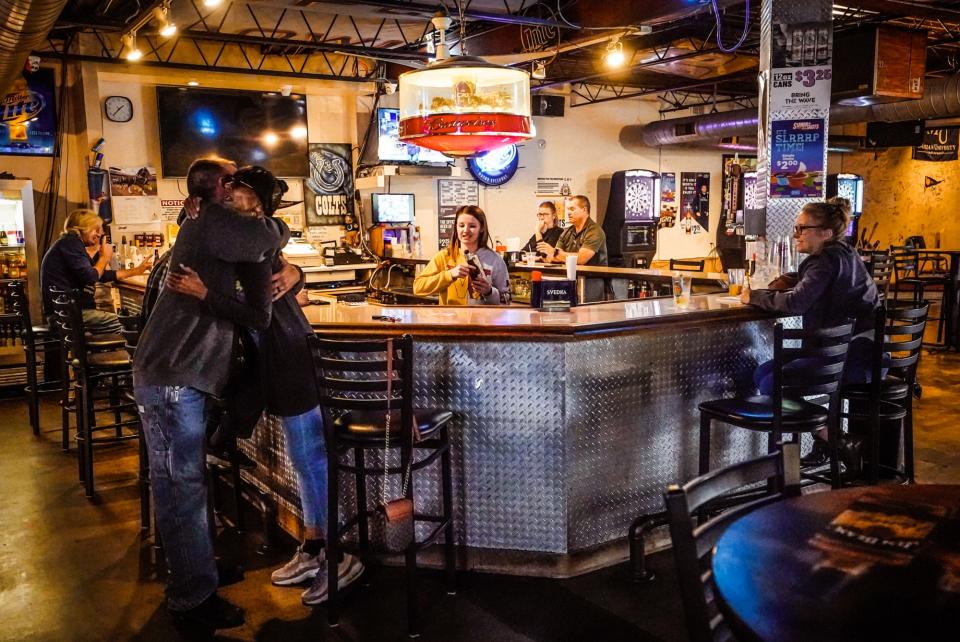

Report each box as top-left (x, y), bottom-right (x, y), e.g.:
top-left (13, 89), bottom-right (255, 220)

top-left (47, 287), bottom-right (125, 452)
top-left (698, 320), bottom-right (854, 489)
top-left (865, 251), bottom-right (893, 300)
top-left (308, 333), bottom-right (455, 637)
top-left (840, 302), bottom-right (928, 484)
top-left (52, 292), bottom-right (141, 499)
top-left (9, 281), bottom-right (62, 435)
top-left (892, 250), bottom-right (948, 344)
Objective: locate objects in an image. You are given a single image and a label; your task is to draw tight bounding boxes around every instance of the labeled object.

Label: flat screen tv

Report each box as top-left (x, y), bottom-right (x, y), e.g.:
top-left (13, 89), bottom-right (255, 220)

top-left (371, 193), bottom-right (415, 224)
top-left (375, 107), bottom-right (452, 165)
top-left (0, 69), bottom-right (56, 156)
top-left (157, 86), bottom-right (309, 177)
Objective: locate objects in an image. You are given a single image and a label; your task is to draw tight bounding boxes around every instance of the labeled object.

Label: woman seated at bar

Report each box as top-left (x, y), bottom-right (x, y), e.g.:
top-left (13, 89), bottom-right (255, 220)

top-left (521, 201), bottom-right (563, 257)
top-left (740, 200), bottom-right (879, 463)
top-left (413, 205), bottom-right (509, 305)
top-left (40, 208), bottom-right (149, 334)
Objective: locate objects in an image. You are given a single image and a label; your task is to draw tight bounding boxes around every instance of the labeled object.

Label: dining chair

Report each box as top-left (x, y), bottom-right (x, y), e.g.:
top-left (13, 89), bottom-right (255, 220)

top-left (665, 445), bottom-right (800, 642)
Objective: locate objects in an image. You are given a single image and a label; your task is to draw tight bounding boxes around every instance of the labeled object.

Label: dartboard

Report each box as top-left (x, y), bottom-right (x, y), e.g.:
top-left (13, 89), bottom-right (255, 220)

top-left (625, 178), bottom-right (652, 217)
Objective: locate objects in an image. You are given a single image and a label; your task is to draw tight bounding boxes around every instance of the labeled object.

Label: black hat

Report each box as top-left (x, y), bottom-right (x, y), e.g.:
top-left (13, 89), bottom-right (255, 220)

top-left (230, 166), bottom-right (288, 216)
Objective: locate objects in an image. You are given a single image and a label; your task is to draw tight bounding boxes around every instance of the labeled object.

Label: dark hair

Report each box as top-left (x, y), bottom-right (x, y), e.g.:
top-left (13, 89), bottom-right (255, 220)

top-left (447, 205), bottom-right (492, 257)
top-left (231, 165), bottom-right (288, 216)
top-left (571, 194), bottom-right (591, 214)
top-left (186, 158), bottom-right (233, 199)
top-left (538, 201), bottom-right (556, 214)
top-left (803, 201), bottom-right (848, 239)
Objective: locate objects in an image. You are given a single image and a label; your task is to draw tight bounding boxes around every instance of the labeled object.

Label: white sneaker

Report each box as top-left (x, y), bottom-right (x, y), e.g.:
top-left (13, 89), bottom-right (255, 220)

top-left (301, 553), bottom-right (364, 606)
top-left (271, 546), bottom-right (325, 586)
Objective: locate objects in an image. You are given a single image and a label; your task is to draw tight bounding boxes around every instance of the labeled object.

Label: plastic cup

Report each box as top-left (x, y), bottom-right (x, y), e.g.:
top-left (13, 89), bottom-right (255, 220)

top-left (672, 272), bottom-right (691, 309)
top-left (728, 269), bottom-right (742, 295)
top-left (565, 254), bottom-right (578, 280)
top-left (524, 251), bottom-right (537, 266)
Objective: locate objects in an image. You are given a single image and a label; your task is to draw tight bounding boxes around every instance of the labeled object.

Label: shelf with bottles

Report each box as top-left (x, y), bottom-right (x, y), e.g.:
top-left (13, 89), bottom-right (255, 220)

top-left (0, 230), bottom-right (25, 247)
top-left (113, 232), bottom-right (166, 270)
top-left (0, 248), bottom-right (27, 282)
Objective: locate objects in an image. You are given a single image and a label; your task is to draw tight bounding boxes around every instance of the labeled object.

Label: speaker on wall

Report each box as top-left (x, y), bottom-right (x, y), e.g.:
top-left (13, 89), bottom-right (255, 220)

top-left (532, 94), bottom-right (565, 117)
top-left (865, 120), bottom-right (925, 148)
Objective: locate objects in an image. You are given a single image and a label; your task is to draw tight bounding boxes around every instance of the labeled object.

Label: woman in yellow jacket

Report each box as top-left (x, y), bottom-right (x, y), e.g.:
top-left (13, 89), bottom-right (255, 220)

top-left (413, 205), bottom-right (509, 305)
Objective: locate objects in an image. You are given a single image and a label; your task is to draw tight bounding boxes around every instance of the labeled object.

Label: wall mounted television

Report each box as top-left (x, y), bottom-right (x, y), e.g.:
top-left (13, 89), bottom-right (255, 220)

top-left (157, 86), bottom-right (309, 177)
top-left (371, 193), bottom-right (415, 224)
top-left (375, 107), bottom-right (452, 165)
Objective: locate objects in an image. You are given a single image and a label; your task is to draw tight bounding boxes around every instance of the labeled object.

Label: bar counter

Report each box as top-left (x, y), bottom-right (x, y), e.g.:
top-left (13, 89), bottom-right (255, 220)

top-left (117, 277), bottom-right (774, 576)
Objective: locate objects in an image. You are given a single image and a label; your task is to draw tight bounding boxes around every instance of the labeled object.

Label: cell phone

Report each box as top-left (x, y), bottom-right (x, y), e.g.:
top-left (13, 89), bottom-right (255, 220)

top-left (465, 253), bottom-right (487, 281)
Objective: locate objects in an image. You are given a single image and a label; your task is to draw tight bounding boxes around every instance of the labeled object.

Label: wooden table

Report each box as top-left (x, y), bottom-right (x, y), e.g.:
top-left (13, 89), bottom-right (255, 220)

top-left (712, 485), bottom-right (960, 642)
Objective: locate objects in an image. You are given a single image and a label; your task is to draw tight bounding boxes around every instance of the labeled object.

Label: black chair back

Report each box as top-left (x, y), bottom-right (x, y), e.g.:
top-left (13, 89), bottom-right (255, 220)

top-left (891, 250), bottom-right (919, 282)
top-left (665, 445), bottom-right (800, 642)
top-left (50, 290), bottom-right (91, 375)
top-left (881, 301), bottom-right (929, 384)
top-left (8, 280), bottom-right (32, 340)
top-left (669, 258), bottom-right (705, 272)
top-left (865, 252), bottom-right (893, 298)
top-left (308, 333), bottom-right (415, 444)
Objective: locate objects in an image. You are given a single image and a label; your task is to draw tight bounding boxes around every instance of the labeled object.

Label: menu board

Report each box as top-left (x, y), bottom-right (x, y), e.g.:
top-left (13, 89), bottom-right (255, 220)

top-left (437, 179), bottom-right (479, 249)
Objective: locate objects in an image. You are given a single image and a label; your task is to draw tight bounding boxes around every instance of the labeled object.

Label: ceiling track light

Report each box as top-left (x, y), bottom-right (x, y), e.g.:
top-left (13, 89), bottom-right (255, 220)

top-left (604, 37), bottom-right (625, 68)
top-left (122, 32), bottom-right (143, 61)
top-left (202, 0), bottom-right (223, 7)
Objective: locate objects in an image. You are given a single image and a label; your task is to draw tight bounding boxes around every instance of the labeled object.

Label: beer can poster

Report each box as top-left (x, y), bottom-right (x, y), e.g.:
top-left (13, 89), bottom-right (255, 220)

top-left (770, 119), bottom-right (824, 198)
top-left (305, 142), bottom-right (354, 226)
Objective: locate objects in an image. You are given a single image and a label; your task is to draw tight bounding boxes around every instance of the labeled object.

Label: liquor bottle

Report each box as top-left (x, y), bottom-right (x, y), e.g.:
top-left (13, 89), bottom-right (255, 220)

top-left (0, 230), bottom-right (8, 246)
top-left (412, 226), bottom-right (422, 257)
top-left (9, 256), bottom-right (19, 279)
top-left (1, 256), bottom-right (9, 279)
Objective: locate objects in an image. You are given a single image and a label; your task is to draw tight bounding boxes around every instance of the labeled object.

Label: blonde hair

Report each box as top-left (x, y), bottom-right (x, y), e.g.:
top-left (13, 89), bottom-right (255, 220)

top-left (63, 209), bottom-right (103, 235)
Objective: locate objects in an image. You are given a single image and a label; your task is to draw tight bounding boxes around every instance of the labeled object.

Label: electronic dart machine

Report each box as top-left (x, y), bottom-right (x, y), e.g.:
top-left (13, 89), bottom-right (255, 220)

top-left (602, 169), bottom-right (661, 268)
top-left (826, 173), bottom-right (864, 244)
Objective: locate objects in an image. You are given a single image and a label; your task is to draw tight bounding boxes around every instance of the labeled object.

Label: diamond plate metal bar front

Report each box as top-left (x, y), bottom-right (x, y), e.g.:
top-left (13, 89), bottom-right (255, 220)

top-left (243, 316), bottom-right (773, 564)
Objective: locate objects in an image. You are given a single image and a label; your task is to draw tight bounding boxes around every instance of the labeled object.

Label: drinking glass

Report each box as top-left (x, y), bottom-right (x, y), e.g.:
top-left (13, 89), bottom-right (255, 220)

top-left (727, 269), bottom-right (743, 295)
top-left (672, 272), bottom-right (691, 309)
top-left (523, 251), bottom-right (538, 266)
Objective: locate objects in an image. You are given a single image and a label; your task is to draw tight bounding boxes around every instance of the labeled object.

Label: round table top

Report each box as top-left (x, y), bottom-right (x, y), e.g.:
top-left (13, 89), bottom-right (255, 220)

top-left (712, 485), bottom-right (960, 642)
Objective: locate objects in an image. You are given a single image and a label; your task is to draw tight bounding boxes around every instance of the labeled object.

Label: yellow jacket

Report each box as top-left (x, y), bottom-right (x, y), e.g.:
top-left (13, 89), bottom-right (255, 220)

top-left (413, 248), bottom-right (470, 305)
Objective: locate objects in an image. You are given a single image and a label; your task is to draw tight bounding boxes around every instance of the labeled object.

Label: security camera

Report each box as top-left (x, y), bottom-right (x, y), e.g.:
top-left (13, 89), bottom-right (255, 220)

top-left (384, 81), bottom-right (398, 95)
top-left (280, 84), bottom-right (293, 97)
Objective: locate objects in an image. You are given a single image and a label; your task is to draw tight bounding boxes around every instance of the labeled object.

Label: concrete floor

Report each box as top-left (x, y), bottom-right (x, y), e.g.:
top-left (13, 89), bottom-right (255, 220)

top-left (1, 351), bottom-right (958, 641)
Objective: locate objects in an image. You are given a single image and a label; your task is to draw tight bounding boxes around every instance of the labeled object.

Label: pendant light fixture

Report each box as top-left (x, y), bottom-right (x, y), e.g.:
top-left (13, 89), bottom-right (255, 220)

top-left (398, 13), bottom-right (533, 157)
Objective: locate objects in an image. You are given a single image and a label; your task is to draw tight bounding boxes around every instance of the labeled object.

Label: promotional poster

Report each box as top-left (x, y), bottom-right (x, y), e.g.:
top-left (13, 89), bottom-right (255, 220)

top-left (437, 179), bottom-right (479, 248)
top-left (305, 143), bottom-right (354, 225)
top-left (770, 119), bottom-right (825, 198)
top-left (660, 172), bottom-right (677, 227)
top-left (680, 172), bottom-right (709, 233)
top-left (0, 69), bottom-right (56, 156)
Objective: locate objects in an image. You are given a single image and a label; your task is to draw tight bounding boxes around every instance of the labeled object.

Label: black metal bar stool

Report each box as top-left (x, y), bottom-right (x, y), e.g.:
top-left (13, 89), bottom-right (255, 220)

top-left (51, 291), bottom-right (141, 499)
top-left (698, 320), bottom-right (854, 490)
top-left (840, 302), bottom-right (928, 484)
top-left (9, 280), bottom-right (61, 435)
top-left (892, 250), bottom-right (948, 345)
top-left (47, 286), bottom-right (125, 453)
top-left (865, 251), bottom-right (893, 300)
top-left (308, 333), bottom-right (455, 637)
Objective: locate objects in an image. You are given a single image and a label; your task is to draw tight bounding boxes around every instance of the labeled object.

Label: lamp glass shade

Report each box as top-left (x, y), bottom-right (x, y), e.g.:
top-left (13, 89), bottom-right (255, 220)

top-left (398, 57), bottom-right (532, 157)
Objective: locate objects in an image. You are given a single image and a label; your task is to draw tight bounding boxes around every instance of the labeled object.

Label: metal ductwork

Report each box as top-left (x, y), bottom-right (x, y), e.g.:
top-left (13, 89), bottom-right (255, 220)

top-left (623, 73), bottom-right (960, 150)
top-left (0, 0), bottom-right (71, 95)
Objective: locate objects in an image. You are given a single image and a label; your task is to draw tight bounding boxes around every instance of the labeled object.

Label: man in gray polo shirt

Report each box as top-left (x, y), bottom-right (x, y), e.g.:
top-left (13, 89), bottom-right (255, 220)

top-left (537, 194), bottom-right (608, 302)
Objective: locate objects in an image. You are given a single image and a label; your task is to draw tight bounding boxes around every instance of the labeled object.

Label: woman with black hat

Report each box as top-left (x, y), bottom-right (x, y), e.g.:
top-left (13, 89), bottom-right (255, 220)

top-left (165, 165), bottom-right (364, 606)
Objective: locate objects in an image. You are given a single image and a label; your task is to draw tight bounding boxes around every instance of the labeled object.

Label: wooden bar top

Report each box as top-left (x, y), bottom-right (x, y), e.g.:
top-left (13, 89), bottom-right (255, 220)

top-left (301, 293), bottom-right (766, 337)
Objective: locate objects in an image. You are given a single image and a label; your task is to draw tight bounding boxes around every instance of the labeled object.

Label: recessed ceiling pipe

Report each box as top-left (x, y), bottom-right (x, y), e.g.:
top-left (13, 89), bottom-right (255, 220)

top-left (0, 0), bottom-right (71, 94)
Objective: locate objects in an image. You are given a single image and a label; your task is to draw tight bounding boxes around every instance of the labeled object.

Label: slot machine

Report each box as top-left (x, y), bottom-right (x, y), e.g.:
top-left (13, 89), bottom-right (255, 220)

top-left (826, 173), bottom-right (864, 244)
top-left (602, 169), bottom-right (661, 268)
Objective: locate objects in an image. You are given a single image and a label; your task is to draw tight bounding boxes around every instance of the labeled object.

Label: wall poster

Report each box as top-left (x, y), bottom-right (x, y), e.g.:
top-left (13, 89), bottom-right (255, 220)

top-left (437, 179), bottom-right (479, 249)
top-left (659, 172), bottom-right (677, 227)
top-left (769, 20), bottom-right (833, 112)
top-left (680, 172), bottom-right (709, 234)
top-left (770, 119), bottom-right (825, 198)
top-left (0, 69), bottom-right (56, 156)
top-left (305, 142), bottom-right (354, 226)
top-left (913, 128), bottom-right (959, 162)
top-left (108, 166), bottom-right (160, 224)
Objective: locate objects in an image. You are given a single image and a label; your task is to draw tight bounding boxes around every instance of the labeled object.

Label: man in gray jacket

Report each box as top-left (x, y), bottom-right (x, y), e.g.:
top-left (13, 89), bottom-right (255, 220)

top-left (133, 158), bottom-right (288, 630)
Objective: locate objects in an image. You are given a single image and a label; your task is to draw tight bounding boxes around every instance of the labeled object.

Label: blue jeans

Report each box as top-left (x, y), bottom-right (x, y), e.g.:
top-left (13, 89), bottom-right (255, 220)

top-left (135, 385), bottom-right (218, 611)
top-left (280, 406), bottom-right (328, 539)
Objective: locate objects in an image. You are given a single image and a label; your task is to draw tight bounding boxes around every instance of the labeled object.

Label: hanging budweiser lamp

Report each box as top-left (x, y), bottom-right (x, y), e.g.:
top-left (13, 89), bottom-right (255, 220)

top-left (398, 56), bottom-right (533, 157)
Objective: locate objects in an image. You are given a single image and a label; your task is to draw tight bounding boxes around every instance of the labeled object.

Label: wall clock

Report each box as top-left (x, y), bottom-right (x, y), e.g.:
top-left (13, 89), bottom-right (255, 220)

top-left (104, 95), bottom-right (133, 122)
